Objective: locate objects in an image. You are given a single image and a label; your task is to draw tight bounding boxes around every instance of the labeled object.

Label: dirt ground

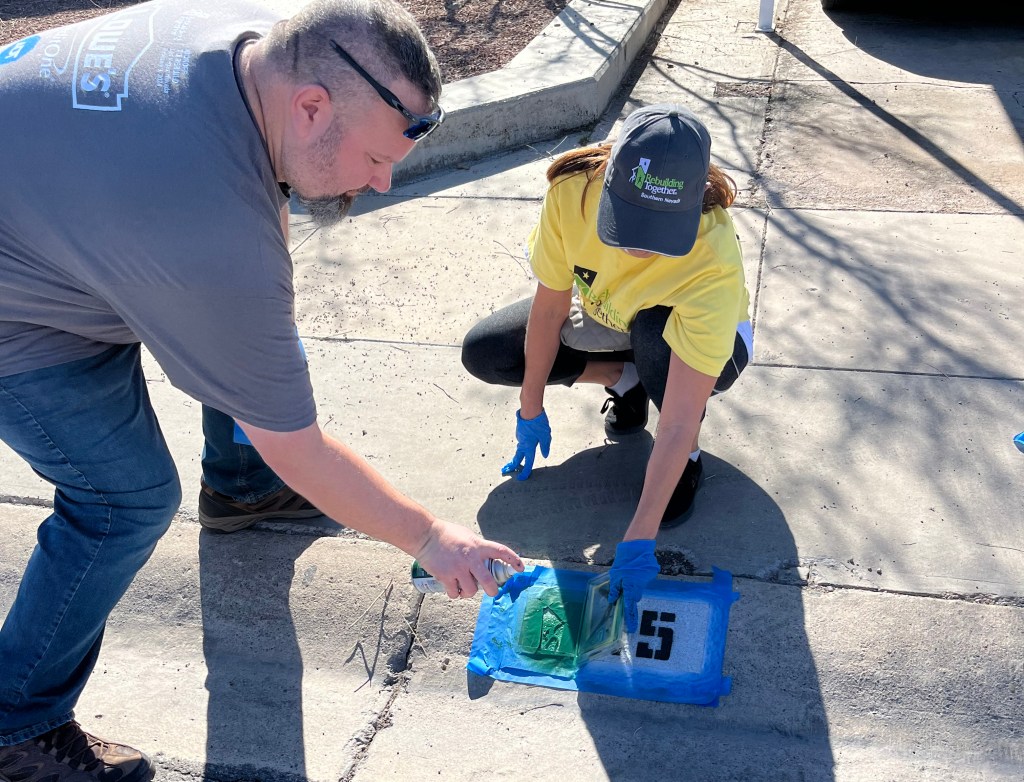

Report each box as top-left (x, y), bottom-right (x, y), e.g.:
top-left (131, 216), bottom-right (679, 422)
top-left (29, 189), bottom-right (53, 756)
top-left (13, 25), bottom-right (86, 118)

top-left (0, 0), bottom-right (567, 81)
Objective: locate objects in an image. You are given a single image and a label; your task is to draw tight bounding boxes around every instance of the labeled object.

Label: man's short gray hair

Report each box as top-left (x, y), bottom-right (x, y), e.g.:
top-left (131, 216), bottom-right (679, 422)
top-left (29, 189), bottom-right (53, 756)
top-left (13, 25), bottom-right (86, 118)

top-left (264, 0), bottom-right (442, 110)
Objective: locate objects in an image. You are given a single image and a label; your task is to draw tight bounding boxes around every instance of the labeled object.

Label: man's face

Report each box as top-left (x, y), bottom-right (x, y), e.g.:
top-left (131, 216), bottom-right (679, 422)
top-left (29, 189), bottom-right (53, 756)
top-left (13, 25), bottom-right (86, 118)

top-left (283, 84), bottom-right (421, 227)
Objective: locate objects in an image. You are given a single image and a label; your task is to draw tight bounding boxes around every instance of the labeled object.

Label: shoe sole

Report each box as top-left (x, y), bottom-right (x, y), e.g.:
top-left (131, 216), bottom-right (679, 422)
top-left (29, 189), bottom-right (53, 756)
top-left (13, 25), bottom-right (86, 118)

top-left (199, 507), bottom-right (324, 533)
top-left (604, 420), bottom-right (649, 438)
top-left (138, 755), bottom-right (157, 782)
top-left (660, 496), bottom-right (697, 529)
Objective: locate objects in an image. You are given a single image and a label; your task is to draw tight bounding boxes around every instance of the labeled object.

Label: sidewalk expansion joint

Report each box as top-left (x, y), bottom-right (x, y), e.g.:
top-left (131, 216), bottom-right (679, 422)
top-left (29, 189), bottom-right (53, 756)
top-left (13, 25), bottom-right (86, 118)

top-left (367, 192), bottom-right (545, 203)
top-left (729, 566), bottom-right (1024, 608)
top-left (299, 334), bottom-right (461, 350)
top-left (748, 361), bottom-right (1024, 382)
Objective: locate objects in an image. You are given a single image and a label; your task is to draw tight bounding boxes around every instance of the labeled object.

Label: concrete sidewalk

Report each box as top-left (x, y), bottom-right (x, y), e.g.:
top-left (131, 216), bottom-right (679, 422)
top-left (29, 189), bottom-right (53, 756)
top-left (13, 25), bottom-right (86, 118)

top-left (1, 0), bottom-right (1023, 780)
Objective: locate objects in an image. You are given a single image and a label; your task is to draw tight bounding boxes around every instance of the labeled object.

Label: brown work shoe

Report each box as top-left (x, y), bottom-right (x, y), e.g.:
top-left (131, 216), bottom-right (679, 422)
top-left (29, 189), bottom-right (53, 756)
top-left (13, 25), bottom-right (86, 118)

top-left (0, 720), bottom-right (154, 782)
top-left (198, 480), bottom-right (323, 533)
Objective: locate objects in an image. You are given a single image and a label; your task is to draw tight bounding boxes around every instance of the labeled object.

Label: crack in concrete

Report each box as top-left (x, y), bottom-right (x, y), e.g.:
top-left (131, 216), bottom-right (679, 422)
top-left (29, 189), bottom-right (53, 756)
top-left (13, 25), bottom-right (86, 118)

top-left (728, 563), bottom-right (1024, 608)
top-left (336, 679), bottom-right (406, 782)
top-left (336, 592), bottom-right (424, 782)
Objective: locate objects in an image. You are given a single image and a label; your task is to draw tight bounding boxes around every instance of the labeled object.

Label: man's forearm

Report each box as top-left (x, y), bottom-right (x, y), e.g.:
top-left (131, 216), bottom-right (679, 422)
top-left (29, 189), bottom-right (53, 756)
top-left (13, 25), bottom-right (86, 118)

top-left (241, 422), bottom-right (436, 556)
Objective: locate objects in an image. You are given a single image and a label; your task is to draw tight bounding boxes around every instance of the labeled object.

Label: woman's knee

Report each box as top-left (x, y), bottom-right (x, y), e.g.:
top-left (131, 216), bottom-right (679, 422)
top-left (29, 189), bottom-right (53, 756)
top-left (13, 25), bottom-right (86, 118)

top-left (461, 310), bottom-right (529, 385)
top-left (630, 307), bottom-right (673, 408)
top-left (461, 322), bottom-right (501, 381)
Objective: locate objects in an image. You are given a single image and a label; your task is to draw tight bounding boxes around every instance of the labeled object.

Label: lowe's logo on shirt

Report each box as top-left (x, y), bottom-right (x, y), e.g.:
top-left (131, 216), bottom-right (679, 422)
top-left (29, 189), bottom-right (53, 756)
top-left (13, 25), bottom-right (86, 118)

top-left (0, 35), bottom-right (40, 66)
top-left (72, 8), bottom-right (156, 111)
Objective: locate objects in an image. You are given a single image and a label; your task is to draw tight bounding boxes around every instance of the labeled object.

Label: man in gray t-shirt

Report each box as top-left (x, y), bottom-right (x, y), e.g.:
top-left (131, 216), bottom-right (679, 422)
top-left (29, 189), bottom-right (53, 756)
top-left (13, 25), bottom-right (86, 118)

top-left (0, 1), bottom-right (522, 778)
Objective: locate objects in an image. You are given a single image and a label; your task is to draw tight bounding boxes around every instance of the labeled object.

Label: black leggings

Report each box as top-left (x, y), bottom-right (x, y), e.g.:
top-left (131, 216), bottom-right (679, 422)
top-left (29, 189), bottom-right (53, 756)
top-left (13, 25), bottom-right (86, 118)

top-left (461, 297), bottom-right (749, 411)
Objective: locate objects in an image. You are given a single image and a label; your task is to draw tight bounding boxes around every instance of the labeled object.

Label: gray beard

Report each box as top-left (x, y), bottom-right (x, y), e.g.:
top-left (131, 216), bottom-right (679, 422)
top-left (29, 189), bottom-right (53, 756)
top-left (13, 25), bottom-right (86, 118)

top-left (295, 191), bottom-right (357, 228)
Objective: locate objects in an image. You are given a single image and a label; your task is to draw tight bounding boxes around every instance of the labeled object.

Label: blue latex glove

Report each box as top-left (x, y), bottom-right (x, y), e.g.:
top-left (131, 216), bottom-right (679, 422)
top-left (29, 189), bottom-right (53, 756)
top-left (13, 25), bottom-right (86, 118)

top-left (608, 540), bottom-right (660, 633)
top-left (501, 410), bottom-right (551, 481)
top-left (1015, 431), bottom-right (1024, 454)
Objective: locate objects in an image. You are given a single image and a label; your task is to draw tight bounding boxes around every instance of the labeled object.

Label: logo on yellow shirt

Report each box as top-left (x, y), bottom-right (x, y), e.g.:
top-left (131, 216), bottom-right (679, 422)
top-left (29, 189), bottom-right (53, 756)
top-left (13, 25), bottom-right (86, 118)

top-left (573, 265), bottom-right (598, 297)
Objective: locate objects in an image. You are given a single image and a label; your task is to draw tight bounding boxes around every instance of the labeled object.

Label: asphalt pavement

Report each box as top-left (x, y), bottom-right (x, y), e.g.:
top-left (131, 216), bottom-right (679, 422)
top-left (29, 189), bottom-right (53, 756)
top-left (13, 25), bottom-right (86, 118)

top-left (1, 0), bottom-right (1022, 780)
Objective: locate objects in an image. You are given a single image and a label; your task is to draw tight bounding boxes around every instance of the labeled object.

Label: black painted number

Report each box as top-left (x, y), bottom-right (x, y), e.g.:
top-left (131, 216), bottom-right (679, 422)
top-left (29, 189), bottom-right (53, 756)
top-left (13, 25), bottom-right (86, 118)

top-left (635, 611), bottom-right (675, 661)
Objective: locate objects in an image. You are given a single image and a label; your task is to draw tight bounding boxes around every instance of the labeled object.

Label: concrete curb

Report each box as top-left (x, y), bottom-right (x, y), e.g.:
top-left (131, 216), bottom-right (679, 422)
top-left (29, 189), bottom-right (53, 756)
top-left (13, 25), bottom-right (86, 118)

top-left (394, 0), bottom-right (671, 182)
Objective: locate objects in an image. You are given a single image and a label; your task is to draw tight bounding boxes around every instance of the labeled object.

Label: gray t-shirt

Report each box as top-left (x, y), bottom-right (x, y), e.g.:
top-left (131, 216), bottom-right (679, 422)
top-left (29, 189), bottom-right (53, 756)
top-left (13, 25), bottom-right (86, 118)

top-left (0, 0), bottom-right (316, 432)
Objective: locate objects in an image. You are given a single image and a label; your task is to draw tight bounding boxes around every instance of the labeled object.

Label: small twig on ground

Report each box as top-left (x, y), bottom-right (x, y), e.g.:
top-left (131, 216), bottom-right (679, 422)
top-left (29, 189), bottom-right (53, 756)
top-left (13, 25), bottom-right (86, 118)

top-left (923, 363), bottom-right (951, 379)
top-left (403, 617), bottom-right (429, 658)
top-left (519, 703), bottom-right (564, 715)
top-left (525, 135), bottom-right (569, 161)
top-left (345, 580), bottom-right (394, 630)
top-left (432, 383), bottom-right (459, 404)
top-left (493, 240), bottom-right (530, 278)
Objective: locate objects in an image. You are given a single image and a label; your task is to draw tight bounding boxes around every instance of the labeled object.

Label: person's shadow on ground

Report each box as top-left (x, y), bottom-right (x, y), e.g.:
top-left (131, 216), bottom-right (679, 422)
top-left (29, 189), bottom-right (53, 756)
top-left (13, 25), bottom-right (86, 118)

top-left (198, 530), bottom-right (316, 782)
top-left (474, 438), bottom-right (836, 780)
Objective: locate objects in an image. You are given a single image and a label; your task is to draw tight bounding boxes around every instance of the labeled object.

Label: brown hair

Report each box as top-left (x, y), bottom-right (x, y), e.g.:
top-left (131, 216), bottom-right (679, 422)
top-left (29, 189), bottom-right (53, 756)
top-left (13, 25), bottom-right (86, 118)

top-left (545, 143), bottom-right (736, 219)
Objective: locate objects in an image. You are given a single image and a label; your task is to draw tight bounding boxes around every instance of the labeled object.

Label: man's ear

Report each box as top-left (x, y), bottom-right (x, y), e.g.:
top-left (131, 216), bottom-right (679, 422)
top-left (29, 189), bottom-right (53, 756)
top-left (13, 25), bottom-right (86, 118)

top-left (290, 84), bottom-right (333, 142)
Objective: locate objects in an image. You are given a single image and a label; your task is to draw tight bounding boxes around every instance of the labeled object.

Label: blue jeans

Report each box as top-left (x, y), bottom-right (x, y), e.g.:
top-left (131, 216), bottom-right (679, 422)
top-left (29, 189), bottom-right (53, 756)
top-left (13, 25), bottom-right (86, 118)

top-left (0, 345), bottom-right (181, 745)
top-left (200, 406), bottom-right (284, 502)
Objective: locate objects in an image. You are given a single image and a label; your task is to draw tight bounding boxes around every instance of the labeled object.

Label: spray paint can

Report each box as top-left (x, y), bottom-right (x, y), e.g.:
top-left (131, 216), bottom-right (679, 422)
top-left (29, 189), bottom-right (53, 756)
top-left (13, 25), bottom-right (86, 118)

top-left (410, 559), bottom-right (517, 594)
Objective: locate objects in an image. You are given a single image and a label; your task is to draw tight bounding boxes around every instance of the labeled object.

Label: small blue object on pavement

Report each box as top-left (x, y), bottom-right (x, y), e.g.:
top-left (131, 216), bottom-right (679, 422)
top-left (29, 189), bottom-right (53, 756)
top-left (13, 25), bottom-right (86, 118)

top-left (468, 565), bottom-right (740, 706)
top-left (1014, 431), bottom-right (1024, 454)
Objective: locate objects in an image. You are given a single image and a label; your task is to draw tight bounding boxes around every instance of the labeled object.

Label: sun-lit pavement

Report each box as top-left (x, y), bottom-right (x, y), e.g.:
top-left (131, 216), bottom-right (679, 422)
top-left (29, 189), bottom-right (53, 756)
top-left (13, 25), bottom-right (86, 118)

top-left (1, 0), bottom-right (1022, 779)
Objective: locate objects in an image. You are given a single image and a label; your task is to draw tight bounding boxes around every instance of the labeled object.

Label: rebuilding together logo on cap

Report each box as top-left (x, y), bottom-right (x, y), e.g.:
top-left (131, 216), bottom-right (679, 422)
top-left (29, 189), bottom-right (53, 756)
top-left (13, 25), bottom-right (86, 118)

top-left (629, 157), bottom-right (684, 204)
top-left (597, 103), bottom-right (711, 257)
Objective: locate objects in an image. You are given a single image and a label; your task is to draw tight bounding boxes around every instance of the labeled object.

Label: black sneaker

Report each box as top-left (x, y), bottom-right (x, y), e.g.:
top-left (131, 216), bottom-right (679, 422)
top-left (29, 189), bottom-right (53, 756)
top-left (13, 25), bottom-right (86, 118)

top-left (660, 456), bottom-right (704, 528)
top-left (600, 383), bottom-right (649, 437)
top-left (0, 720), bottom-right (155, 782)
top-left (198, 480), bottom-right (323, 533)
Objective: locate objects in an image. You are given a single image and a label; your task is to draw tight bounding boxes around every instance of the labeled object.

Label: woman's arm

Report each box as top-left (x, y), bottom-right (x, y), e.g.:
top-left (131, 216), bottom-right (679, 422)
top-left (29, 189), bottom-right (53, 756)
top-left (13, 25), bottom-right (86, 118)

top-left (622, 351), bottom-right (717, 541)
top-left (519, 282), bottom-right (572, 419)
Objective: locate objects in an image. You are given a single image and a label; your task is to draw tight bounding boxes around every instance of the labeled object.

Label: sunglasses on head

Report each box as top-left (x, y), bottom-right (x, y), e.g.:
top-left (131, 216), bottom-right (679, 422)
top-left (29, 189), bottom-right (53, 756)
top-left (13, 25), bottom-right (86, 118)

top-left (329, 39), bottom-right (445, 142)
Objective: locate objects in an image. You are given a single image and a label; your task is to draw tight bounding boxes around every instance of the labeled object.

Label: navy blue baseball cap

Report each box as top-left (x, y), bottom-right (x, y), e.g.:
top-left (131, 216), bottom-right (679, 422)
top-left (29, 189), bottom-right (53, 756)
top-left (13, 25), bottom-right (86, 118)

top-left (597, 103), bottom-right (712, 257)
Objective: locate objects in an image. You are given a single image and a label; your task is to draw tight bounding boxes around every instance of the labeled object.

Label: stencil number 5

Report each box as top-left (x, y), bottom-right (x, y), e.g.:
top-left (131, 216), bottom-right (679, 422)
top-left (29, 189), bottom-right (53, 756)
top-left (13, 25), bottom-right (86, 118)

top-left (635, 610), bottom-right (675, 661)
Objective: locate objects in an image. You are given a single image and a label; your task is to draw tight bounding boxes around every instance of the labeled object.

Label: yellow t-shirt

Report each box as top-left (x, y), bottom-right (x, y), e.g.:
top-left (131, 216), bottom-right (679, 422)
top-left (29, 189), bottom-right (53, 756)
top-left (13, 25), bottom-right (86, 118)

top-left (528, 172), bottom-right (751, 378)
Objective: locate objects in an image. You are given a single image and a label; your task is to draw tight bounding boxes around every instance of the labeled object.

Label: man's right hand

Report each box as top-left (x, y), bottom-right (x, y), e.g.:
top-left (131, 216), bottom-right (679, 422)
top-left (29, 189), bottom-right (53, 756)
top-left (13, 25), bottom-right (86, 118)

top-left (414, 520), bottom-right (524, 599)
top-left (501, 409), bottom-right (551, 481)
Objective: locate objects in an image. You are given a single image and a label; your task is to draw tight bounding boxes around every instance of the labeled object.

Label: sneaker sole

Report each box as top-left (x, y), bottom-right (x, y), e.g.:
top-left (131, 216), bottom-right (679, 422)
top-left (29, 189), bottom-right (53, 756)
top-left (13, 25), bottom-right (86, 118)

top-left (660, 473), bottom-right (704, 529)
top-left (660, 496), bottom-right (697, 529)
top-left (604, 420), bottom-right (649, 438)
top-left (199, 507), bottom-right (324, 533)
top-left (137, 754), bottom-right (157, 782)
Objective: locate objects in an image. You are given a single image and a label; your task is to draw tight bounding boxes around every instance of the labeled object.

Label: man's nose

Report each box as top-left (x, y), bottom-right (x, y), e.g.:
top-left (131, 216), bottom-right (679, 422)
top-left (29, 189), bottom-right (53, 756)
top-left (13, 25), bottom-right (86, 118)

top-left (369, 163), bottom-right (393, 193)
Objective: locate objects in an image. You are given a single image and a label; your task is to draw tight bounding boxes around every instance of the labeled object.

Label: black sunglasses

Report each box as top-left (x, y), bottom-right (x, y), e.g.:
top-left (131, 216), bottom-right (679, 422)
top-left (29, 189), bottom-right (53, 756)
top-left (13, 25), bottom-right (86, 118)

top-left (329, 39), bottom-right (445, 142)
